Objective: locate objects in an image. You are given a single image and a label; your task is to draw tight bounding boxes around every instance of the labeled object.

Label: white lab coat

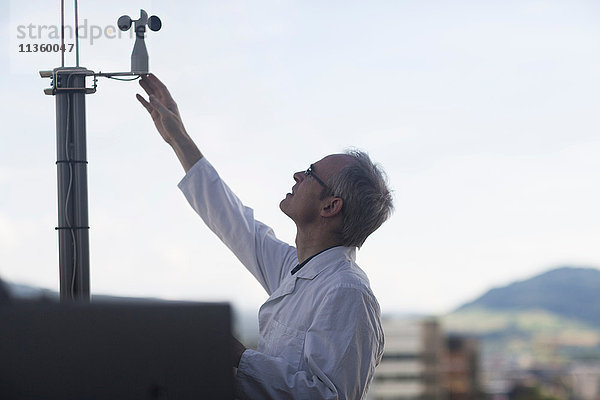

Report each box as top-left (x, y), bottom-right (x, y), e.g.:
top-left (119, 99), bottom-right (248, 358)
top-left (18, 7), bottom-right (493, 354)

top-left (178, 158), bottom-right (384, 400)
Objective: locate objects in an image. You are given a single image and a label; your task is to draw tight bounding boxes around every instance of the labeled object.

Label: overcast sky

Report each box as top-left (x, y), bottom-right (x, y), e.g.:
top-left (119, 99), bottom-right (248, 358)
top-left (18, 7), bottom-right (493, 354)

top-left (1, 0), bottom-right (599, 315)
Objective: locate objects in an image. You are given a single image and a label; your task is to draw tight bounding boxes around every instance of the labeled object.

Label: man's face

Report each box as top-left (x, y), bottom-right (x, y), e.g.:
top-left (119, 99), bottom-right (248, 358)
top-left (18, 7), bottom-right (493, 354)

top-left (280, 154), bottom-right (352, 225)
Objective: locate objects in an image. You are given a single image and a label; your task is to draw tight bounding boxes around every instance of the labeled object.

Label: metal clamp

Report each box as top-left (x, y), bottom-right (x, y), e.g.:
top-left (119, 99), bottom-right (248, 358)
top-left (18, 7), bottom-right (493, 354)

top-left (39, 68), bottom-right (97, 95)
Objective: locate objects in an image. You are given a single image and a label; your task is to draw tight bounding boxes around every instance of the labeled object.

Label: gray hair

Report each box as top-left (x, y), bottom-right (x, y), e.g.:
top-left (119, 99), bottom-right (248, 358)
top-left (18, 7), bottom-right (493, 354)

top-left (326, 150), bottom-right (394, 248)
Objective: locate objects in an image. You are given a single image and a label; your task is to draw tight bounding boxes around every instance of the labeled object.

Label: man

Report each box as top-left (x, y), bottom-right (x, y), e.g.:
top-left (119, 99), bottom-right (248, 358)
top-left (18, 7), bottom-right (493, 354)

top-left (137, 74), bottom-right (393, 399)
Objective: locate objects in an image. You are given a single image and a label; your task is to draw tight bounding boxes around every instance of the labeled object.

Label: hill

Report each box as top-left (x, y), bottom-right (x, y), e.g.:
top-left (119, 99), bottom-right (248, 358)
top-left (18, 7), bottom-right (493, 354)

top-left (444, 266), bottom-right (600, 369)
top-left (457, 266), bottom-right (600, 327)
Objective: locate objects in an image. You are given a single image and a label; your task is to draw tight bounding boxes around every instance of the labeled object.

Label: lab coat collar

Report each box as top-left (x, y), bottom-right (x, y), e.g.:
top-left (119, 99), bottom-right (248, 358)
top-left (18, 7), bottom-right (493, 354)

top-left (294, 246), bottom-right (356, 280)
top-left (261, 246), bottom-right (356, 309)
top-left (263, 246), bottom-right (356, 304)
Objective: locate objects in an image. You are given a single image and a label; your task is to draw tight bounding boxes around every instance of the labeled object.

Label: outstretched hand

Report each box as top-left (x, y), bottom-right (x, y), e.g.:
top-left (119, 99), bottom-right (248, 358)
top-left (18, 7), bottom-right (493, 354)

top-left (137, 74), bottom-right (187, 145)
top-left (136, 74), bottom-right (203, 172)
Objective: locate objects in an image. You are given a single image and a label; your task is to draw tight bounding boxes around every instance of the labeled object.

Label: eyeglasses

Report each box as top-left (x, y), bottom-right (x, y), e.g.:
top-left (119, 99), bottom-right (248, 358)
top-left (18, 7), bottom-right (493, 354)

top-left (305, 164), bottom-right (330, 192)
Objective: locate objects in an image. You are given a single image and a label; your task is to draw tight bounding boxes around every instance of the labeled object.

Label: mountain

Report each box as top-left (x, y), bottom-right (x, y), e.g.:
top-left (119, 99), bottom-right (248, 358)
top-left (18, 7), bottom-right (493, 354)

top-left (443, 267), bottom-right (600, 372)
top-left (457, 266), bottom-right (600, 328)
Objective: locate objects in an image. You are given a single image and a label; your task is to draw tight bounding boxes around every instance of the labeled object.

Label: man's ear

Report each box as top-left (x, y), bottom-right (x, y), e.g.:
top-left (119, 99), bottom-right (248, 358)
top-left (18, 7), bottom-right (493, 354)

top-left (321, 197), bottom-right (343, 218)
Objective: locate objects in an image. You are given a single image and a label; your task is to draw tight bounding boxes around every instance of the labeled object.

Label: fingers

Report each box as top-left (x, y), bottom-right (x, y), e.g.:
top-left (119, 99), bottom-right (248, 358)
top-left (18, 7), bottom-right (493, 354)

top-left (138, 92), bottom-right (173, 124)
top-left (139, 74), bottom-right (179, 115)
top-left (136, 93), bottom-right (153, 113)
top-left (146, 73), bottom-right (170, 93)
top-left (138, 76), bottom-right (155, 97)
top-left (138, 91), bottom-right (173, 120)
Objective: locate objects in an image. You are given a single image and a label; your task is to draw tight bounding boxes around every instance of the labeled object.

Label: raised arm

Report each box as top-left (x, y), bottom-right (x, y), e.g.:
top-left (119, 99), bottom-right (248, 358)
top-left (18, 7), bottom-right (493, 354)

top-left (138, 74), bottom-right (297, 292)
top-left (136, 74), bottom-right (203, 172)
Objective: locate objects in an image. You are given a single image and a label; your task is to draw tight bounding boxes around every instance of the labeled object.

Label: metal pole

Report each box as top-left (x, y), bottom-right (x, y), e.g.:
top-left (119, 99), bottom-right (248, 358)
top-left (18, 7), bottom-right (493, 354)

top-left (60, 0), bottom-right (65, 67)
top-left (40, 5), bottom-right (159, 301)
top-left (55, 67), bottom-right (90, 302)
top-left (74, 0), bottom-right (80, 67)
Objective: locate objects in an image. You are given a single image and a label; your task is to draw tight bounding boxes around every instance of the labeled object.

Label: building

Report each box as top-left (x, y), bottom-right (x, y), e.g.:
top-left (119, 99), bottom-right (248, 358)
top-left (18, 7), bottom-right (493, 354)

top-left (370, 317), bottom-right (445, 400)
top-left (567, 363), bottom-right (600, 400)
top-left (442, 335), bottom-right (482, 400)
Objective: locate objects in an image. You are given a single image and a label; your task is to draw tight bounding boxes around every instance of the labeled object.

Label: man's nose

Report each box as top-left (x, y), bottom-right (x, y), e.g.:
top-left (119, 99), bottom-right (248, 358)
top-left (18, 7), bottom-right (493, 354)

top-left (293, 171), bottom-right (304, 182)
